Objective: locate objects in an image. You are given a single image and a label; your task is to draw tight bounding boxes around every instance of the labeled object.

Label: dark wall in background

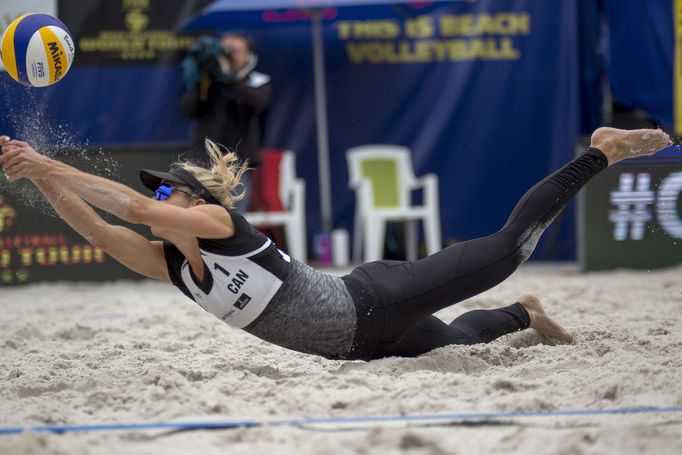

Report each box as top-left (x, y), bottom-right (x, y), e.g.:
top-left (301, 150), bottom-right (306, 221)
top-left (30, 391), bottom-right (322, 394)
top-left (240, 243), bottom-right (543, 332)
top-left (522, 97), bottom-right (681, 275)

top-left (0, 145), bottom-right (184, 285)
top-left (580, 145), bottom-right (682, 271)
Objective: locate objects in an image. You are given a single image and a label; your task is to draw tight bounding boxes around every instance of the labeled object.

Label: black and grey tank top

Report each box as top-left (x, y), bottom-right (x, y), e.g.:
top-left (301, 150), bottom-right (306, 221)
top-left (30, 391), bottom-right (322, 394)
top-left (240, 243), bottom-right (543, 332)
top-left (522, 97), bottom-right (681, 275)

top-left (163, 210), bottom-right (291, 328)
top-left (162, 210), bottom-right (357, 358)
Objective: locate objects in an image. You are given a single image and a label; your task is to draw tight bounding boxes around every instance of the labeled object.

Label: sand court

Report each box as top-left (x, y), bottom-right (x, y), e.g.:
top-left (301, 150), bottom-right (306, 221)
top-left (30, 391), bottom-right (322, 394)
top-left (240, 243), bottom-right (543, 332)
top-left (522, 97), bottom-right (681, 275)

top-left (1, 264), bottom-right (681, 454)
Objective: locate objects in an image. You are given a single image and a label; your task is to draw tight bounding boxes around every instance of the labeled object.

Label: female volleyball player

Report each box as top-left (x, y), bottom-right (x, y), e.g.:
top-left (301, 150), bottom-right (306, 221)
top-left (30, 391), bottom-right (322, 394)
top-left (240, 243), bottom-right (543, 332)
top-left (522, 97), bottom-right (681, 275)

top-left (0, 128), bottom-right (672, 360)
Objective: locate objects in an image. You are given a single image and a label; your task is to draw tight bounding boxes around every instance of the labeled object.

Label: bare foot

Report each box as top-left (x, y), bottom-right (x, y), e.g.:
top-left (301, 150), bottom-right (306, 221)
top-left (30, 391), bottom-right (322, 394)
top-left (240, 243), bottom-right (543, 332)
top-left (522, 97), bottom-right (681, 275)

top-left (517, 293), bottom-right (574, 342)
top-left (590, 127), bottom-right (673, 166)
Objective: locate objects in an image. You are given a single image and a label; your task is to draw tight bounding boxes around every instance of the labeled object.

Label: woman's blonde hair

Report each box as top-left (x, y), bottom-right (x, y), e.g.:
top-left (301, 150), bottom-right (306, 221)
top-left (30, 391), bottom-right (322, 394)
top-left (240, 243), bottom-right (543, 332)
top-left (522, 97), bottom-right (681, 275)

top-left (175, 139), bottom-right (249, 208)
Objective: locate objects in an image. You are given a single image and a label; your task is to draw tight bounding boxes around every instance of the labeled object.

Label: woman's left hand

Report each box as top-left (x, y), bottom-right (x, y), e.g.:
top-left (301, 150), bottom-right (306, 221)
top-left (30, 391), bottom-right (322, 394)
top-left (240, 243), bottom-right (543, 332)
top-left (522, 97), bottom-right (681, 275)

top-left (0, 136), bottom-right (53, 181)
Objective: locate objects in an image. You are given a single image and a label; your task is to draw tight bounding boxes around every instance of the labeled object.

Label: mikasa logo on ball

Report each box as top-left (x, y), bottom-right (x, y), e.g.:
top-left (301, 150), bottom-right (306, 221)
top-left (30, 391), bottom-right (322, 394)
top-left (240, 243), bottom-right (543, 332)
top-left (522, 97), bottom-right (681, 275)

top-left (47, 41), bottom-right (64, 80)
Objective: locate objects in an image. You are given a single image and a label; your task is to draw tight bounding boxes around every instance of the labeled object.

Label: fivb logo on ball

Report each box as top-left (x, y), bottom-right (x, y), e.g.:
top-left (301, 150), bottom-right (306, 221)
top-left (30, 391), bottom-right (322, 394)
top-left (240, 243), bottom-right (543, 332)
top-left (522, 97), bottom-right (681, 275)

top-left (0, 13), bottom-right (74, 87)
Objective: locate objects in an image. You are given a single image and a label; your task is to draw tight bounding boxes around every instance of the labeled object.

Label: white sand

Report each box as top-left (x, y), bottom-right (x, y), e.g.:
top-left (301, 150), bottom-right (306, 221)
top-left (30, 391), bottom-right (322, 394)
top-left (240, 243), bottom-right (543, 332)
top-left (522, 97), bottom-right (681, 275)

top-left (1, 264), bottom-right (681, 454)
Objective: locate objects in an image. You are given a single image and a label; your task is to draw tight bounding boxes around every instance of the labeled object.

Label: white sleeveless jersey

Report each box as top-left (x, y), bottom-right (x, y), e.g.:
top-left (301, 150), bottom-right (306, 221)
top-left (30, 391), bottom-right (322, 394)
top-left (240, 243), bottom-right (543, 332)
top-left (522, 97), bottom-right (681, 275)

top-left (163, 211), bottom-right (292, 329)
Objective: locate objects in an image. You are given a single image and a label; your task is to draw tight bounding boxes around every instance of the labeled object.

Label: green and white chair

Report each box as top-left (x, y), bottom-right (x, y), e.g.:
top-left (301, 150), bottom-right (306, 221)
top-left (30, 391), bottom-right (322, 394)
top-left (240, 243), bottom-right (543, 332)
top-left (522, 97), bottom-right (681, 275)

top-left (346, 145), bottom-right (442, 263)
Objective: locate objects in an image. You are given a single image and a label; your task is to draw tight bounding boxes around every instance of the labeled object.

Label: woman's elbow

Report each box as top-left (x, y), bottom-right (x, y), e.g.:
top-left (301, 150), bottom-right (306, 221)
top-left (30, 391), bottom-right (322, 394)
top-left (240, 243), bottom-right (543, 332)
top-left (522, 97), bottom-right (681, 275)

top-left (85, 222), bottom-right (115, 250)
top-left (127, 197), bottom-right (152, 224)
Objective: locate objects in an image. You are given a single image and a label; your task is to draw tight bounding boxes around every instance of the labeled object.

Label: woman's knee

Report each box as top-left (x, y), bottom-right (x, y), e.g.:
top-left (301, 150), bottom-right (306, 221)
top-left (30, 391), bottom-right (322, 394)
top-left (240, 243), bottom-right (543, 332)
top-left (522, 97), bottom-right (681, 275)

top-left (492, 224), bottom-right (542, 266)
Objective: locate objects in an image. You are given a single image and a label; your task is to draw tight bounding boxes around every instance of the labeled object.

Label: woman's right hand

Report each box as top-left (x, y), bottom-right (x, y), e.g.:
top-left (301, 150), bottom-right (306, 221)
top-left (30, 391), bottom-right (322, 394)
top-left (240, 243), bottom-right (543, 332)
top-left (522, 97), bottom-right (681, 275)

top-left (0, 136), bottom-right (54, 182)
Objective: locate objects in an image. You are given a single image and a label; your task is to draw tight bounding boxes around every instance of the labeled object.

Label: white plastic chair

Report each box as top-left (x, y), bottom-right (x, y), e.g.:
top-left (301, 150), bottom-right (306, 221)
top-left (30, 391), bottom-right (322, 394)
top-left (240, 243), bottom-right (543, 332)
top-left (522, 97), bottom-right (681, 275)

top-left (346, 145), bottom-right (442, 263)
top-left (244, 150), bottom-right (307, 262)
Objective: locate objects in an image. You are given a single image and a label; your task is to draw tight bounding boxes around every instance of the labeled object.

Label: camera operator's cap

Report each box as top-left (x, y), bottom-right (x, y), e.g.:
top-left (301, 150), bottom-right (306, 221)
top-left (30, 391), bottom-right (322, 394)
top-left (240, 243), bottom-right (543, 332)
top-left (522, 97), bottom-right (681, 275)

top-left (139, 166), bottom-right (221, 205)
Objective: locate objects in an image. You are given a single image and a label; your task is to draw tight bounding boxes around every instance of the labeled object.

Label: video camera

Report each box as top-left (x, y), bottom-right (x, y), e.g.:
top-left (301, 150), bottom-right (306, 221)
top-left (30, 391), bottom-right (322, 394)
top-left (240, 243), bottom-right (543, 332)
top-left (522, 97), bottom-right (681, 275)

top-left (181, 36), bottom-right (226, 86)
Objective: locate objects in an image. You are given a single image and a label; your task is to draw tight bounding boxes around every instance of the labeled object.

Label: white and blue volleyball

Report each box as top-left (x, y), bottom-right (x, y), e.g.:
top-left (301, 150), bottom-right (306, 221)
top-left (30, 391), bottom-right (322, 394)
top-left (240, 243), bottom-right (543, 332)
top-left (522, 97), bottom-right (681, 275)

top-left (1, 13), bottom-right (75, 87)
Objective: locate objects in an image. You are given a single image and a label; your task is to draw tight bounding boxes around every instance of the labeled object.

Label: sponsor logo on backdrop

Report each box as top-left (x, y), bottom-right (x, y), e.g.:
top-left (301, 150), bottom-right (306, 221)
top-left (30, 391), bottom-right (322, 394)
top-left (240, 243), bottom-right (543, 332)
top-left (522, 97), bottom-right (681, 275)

top-left (0, 194), bottom-right (106, 285)
top-left (609, 172), bottom-right (682, 241)
top-left (336, 12), bottom-right (530, 64)
top-left (582, 153), bottom-right (682, 271)
top-left (0, 195), bottom-right (16, 233)
top-left (67, 0), bottom-right (203, 63)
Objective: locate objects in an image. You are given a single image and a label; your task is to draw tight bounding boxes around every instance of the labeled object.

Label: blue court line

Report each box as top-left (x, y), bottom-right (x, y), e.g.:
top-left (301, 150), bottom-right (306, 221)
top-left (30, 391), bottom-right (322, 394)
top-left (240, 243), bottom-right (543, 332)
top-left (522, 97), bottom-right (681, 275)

top-left (1, 406), bottom-right (681, 435)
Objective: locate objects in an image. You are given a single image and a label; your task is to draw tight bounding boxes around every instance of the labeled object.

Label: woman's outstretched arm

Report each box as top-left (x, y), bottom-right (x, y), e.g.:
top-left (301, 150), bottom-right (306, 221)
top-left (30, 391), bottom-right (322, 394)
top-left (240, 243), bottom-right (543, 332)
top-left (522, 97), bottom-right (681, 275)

top-left (31, 178), bottom-right (171, 281)
top-left (0, 137), bottom-right (233, 239)
top-left (2, 139), bottom-right (144, 220)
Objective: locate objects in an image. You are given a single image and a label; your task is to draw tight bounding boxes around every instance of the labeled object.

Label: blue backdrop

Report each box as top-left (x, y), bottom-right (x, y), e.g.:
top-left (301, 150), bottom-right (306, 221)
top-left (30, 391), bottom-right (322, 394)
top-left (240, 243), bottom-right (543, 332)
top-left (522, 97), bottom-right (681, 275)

top-left (0, 0), bottom-right (674, 260)
top-left (602, 0), bottom-right (674, 128)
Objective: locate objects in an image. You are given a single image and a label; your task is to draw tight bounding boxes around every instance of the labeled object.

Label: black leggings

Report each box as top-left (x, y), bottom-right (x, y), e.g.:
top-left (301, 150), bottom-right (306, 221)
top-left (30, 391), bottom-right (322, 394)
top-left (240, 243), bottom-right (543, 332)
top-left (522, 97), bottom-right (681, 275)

top-left (342, 148), bottom-right (608, 360)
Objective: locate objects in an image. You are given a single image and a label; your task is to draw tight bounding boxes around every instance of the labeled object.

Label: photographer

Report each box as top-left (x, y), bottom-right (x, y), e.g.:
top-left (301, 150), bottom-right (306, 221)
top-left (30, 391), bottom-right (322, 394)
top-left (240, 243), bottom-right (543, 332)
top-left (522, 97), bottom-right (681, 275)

top-left (179, 32), bottom-right (272, 212)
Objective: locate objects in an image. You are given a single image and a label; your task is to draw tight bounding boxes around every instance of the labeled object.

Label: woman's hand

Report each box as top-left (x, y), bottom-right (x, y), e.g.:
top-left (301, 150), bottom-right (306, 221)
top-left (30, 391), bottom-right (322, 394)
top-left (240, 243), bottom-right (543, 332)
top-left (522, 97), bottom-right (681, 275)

top-left (0, 136), bottom-right (53, 181)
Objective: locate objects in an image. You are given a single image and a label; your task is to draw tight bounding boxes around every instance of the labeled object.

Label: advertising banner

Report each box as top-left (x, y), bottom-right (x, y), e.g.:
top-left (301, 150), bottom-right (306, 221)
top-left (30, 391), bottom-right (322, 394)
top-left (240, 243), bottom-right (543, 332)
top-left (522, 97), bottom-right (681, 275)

top-left (580, 146), bottom-right (682, 270)
top-left (0, 145), bottom-right (183, 285)
top-left (0, 187), bottom-right (114, 285)
top-left (58, 0), bottom-right (211, 65)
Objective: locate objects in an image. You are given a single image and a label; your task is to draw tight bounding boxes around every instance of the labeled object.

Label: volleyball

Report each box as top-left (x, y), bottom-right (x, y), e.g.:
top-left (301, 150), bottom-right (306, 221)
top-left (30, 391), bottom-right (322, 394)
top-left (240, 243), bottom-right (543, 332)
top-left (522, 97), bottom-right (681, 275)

top-left (1, 13), bottom-right (75, 87)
